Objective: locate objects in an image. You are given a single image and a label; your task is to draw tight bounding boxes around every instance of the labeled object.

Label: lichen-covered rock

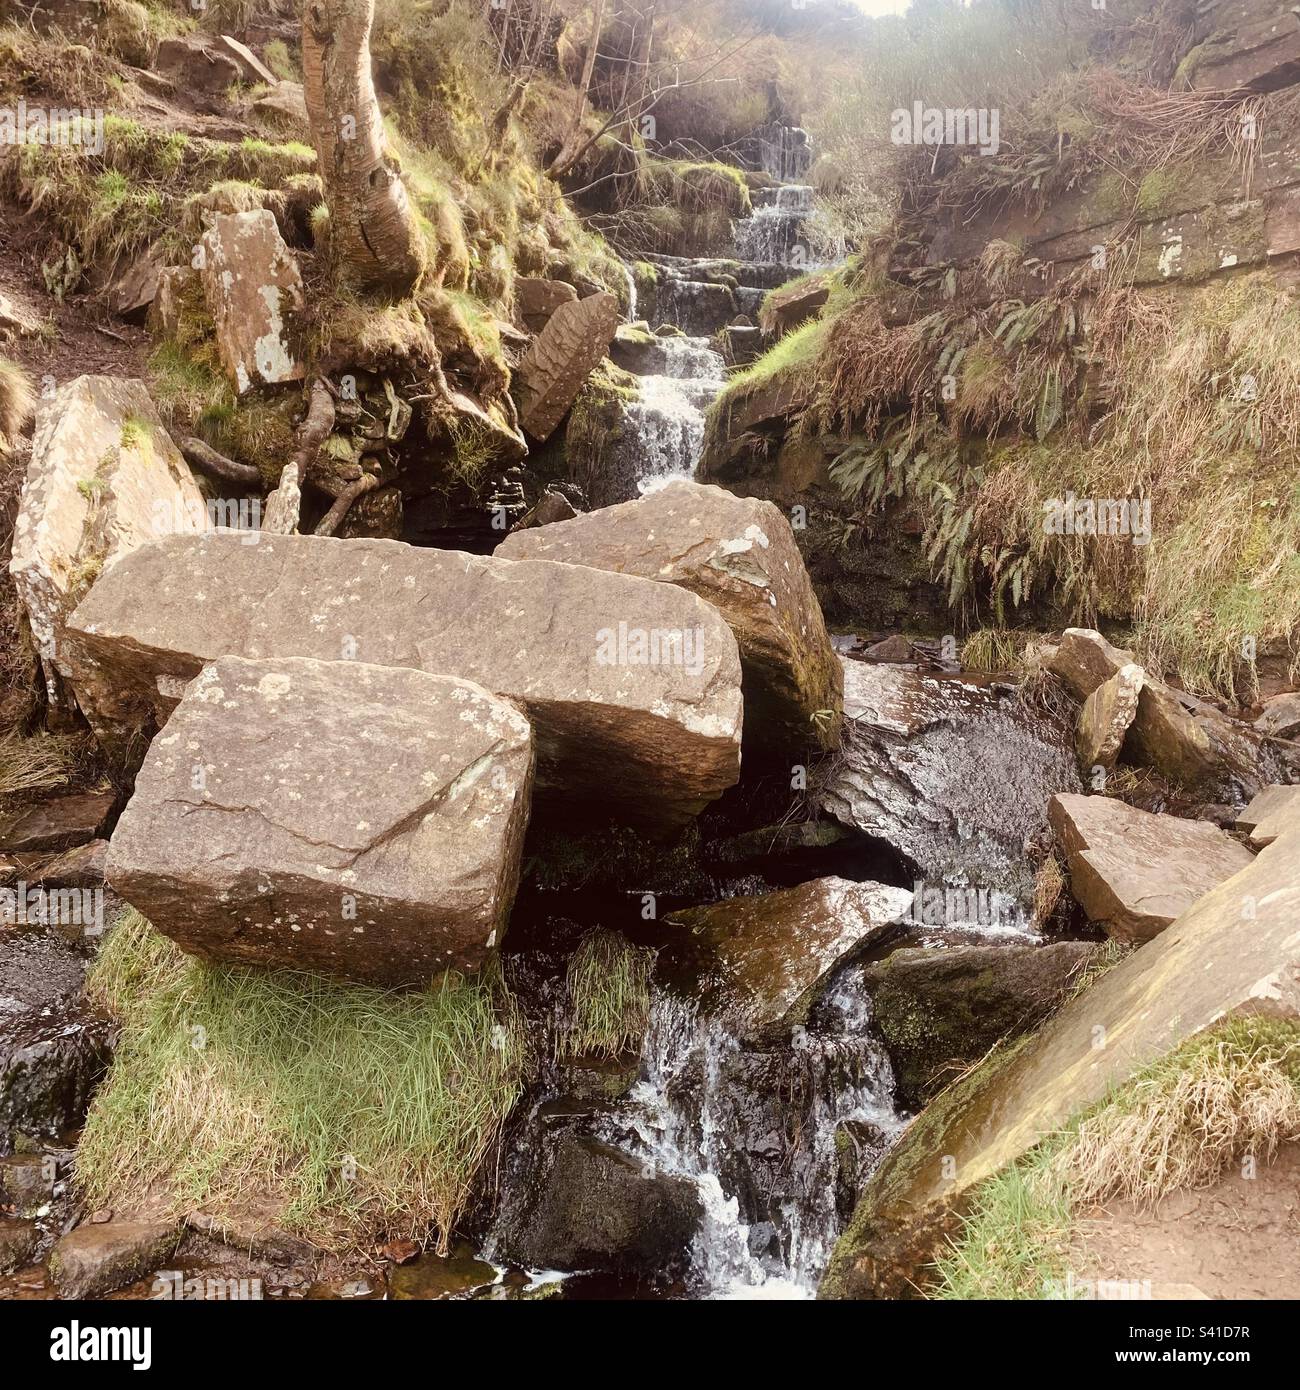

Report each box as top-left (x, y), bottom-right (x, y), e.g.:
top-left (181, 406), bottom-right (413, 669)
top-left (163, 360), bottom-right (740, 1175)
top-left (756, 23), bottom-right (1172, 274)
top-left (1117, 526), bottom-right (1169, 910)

top-left (515, 276), bottom-right (578, 334)
top-left (821, 813), bottom-right (1300, 1300)
top-left (1048, 627), bottom-right (1137, 701)
top-left (106, 657), bottom-right (534, 986)
top-left (9, 376), bottom-right (205, 703)
top-left (658, 877), bottom-right (913, 1038)
top-left (862, 941), bottom-right (1099, 1108)
top-left (1049, 792), bottom-right (1254, 944)
top-left (498, 479), bottom-right (842, 752)
top-left (514, 292), bottom-right (620, 441)
top-left (1076, 662), bottom-right (1144, 772)
top-left (1125, 679), bottom-right (1264, 803)
top-left (48, 1220), bottom-right (179, 1299)
top-left (66, 532), bottom-right (743, 832)
top-left (199, 210), bottom-right (304, 393)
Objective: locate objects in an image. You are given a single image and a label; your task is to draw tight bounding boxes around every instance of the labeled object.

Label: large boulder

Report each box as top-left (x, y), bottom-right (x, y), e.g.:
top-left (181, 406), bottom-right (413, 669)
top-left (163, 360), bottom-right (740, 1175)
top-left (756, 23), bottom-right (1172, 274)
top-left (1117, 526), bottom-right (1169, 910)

top-left (658, 877), bottom-right (913, 1038)
top-left (821, 809), bottom-right (1300, 1300)
top-left (498, 479), bottom-right (843, 753)
top-left (820, 659), bottom-right (1081, 914)
top-left (1076, 663), bottom-right (1144, 772)
top-left (9, 376), bottom-right (205, 703)
top-left (107, 657), bottom-right (534, 986)
top-left (199, 210), bottom-right (304, 394)
top-left (1124, 680), bottom-right (1264, 803)
top-left (513, 292), bottom-right (620, 441)
top-left (65, 532), bottom-right (743, 832)
top-left (1047, 627), bottom-right (1137, 700)
top-left (1049, 792), bottom-right (1254, 944)
top-left (861, 941), bottom-right (1099, 1108)
top-left (1237, 784), bottom-right (1300, 849)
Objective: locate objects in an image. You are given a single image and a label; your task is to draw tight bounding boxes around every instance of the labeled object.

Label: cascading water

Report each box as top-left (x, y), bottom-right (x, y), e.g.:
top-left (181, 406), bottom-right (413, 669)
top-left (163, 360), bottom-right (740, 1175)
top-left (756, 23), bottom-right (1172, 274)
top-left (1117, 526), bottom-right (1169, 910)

top-left (622, 336), bottom-right (726, 495)
top-left (733, 185), bottom-right (830, 268)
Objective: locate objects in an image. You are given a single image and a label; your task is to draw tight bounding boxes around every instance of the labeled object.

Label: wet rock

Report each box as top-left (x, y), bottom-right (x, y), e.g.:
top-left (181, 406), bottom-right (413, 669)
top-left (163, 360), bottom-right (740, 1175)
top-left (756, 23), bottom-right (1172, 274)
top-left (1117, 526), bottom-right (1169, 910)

top-left (820, 814), bottom-right (1300, 1301)
top-left (1049, 792), bottom-right (1254, 944)
top-left (498, 479), bottom-right (842, 754)
top-left (706, 819), bottom-right (852, 877)
top-left (1125, 680), bottom-right (1264, 803)
top-left (862, 941), bottom-right (1099, 1108)
top-left (1236, 784), bottom-right (1300, 848)
top-left (199, 210), bottom-right (305, 394)
top-left (1048, 627), bottom-right (1137, 700)
top-left (65, 532), bottom-right (743, 832)
top-left (0, 792), bottom-right (115, 854)
top-left (10, 375), bottom-right (205, 703)
top-left (0, 1217), bottom-right (38, 1274)
top-left (1255, 692), bottom-right (1300, 741)
top-left (659, 877), bottom-right (913, 1037)
top-left (0, 928), bottom-right (114, 1153)
top-left (514, 292), bottom-right (620, 441)
top-left (820, 658), bottom-right (1082, 914)
top-left (107, 657), bottom-right (534, 986)
top-left (0, 1151), bottom-right (54, 1216)
top-left (515, 276), bottom-right (578, 334)
top-left (390, 1245), bottom-right (498, 1300)
top-left (494, 1133), bottom-right (703, 1276)
top-left (1076, 662), bottom-right (1144, 772)
top-left (48, 1220), bottom-right (179, 1299)
top-left (863, 634), bottom-right (917, 663)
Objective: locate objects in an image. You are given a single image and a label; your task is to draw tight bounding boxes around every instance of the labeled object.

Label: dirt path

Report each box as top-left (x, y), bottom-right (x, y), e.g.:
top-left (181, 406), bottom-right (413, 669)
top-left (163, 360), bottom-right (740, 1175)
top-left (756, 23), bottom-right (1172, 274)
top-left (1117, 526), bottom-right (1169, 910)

top-left (1071, 1142), bottom-right (1300, 1300)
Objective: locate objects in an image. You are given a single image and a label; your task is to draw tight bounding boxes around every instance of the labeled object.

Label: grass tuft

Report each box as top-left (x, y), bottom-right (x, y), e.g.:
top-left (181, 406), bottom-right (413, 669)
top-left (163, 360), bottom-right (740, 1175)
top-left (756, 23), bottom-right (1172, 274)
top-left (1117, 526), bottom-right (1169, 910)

top-left (0, 358), bottom-right (35, 453)
top-left (0, 730), bottom-right (97, 808)
top-left (555, 930), bottom-right (654, 1061)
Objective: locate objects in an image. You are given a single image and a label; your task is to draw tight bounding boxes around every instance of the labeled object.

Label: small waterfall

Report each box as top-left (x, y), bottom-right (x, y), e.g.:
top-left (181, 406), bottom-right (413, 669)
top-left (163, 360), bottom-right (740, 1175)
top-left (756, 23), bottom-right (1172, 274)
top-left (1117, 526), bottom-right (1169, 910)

top-left (733, 185), bottom-right (828, 268)
top-left (623, 336), bottom-right (726, 496)
top-left (622, 262), bottom-right (638, 323)
top-left (607, 969), bottom-right (904, 1299)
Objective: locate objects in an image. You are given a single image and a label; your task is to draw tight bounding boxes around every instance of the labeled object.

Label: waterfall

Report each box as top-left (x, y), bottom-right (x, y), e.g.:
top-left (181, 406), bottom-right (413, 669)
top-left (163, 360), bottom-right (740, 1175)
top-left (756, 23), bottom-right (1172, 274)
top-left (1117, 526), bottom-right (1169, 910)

top-left (623, 336), bottom-right (726, 496)
top-left (732, 185), bottom-right (830, 269)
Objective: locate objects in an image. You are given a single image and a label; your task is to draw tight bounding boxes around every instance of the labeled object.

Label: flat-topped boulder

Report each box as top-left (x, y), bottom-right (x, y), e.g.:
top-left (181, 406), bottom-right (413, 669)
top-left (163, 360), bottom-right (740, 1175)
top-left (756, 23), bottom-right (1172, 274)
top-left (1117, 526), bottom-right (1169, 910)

top-left (107, 657), bottom-right (534, 986)
top-left (497, 479), bottom-right (842, 752)
top-left (820, 816), bottom-right (1300, 1300)
top-left (9, 376), bottom-right (205, 703)
top-left (1048, 792), bottom-right (1254, 945)
top-left (66, 532), bottom-right (743, 832)
top-left (658, 877), bottom-right (913, 1038)
top-left (1236, 784), bottom-right (1300, 848)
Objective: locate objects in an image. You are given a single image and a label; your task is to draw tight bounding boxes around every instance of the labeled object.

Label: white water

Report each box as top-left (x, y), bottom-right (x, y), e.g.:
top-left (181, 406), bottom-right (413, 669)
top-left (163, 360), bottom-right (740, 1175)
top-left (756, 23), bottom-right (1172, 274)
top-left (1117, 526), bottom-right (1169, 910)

top-left (625, 335), bottom-right (726, 496)
top-left (733, 185), bottom-right (832, 268)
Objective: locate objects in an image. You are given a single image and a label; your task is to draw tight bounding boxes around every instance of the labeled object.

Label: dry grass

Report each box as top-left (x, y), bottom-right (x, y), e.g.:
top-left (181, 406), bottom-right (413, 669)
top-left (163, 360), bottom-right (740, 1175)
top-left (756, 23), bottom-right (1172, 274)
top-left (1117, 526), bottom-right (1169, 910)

top-left (0, 730), bottom-right (96, 808)
top-left (0, 360), bottom-right (35, 454)
top-left (555, 930), bottom-right (654, 1061)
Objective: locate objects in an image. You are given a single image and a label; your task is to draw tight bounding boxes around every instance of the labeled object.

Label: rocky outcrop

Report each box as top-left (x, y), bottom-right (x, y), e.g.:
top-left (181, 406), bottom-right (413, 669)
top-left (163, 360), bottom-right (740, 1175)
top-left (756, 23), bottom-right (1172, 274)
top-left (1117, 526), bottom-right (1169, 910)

top-left (498, 480), bottom-right (843, 753)
top-left (492, 1132), bottom-right (703, 1277)
top-left (1236, 784), bottom-right (1300, 848)
top-left (65, 532), bottom-right (743, 832)
top-left (515, 277), bottom-right (578, 334)
top-left (862, 941), bottom-right (1099, 1108)
top-left (513, 292), bottom-right (620, 441)
top-left (107, 657), bottom-right (535, 986)
top-left (48, 1220), bottom-right (179, 1299)
top-left (9, 375), bottom-right (205, 703)
top-left (820, 807), bottom-right (1300, 1300)
top-left (1076, 663), bottom-right (1144, 771)
top-left (1125, 679), bottom-right (1265, 802)
top-left (199, 210), bottom-right (304, 393)
top-left (0, 928), bottom-right (113, 1154)
top-left (820, 658), bottom-right (1081, 914)
top-left (1048, 627), bottom-right (1137, 700)
top-left (658, 877), bottom-right (913, 1038)
top-left (1049, 792), bottom-right (1254, 943)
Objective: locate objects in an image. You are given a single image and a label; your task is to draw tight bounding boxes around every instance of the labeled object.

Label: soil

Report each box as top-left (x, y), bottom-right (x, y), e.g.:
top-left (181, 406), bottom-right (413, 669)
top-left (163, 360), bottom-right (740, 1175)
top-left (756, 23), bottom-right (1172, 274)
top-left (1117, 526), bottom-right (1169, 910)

top-left (1070, 1142), bottom-right (1300, 1300)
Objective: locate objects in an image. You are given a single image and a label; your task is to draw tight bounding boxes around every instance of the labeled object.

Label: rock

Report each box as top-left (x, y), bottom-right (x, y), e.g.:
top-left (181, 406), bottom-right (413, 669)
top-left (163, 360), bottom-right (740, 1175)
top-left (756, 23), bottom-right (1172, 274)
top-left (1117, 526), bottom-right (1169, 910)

top-left (251, 81), bottom-right (310, 139)
top-left (758, 272), bottom-right (830, 335)
top-left (3, 839), bottom-right (110, 889)
top-left (494, 1133), bottom-right (703, 1276)
top-left (515, 276), bottom-right (578, 334)
top-left (0, 1152), bottom-right (53, 1217)
top-left (1125, 680), bottom-right (1263, 802)
top-left (1076, 662), bottom-right (1144, 772)
top-left (48, 1221), bottom-right (178, 1299)
top-left (0, 288), bottom-right (41, 338)
top-left (706, 820), bottom-right (851, 876)
top-left (0, 929), bottom-right (114, 1153)
top-left (1048, 627), bottom-right (1137, 700)
top-left (260, 462), bottom-right (302, 536)
top-left (863, 634), bottom-right (916, 663)
top-left (444, 389), bottom-right (527, 466)
top-left (498, 480), bottom-right (842, 753)
top-left (217, 34), bottom-right (277, 85)
top-left (146, 265), bottom-right (197, 341)
top-left (1236, 784), bottom-right (1300, 848)
top-left (862, 942), bottom-right (1099, 1108)
top-left (1185, 10), bottom-right (1300, 93)
top-left (658, 878), bottom-right (914, 1038)
top-left (0, 1218), bottom-right (39, 1274)
top-left (154, 35), bottom-right (242, 95)
top-left (513, 489), bottom-right (578, 531)
top-left (0, 792), bottom-right (115, 854)
top-left (108, 247), bottom-right (163, 323)
top-left (514, 292), bottom-right (620, 441)
top-left (199, 210), bottom-right (304, 394)
top-left (820, 812), bottom-right (1300, 1300)
top-left (336, 484), bottom-right (402, 540)
top-left (820, 658), bottom-right (1082, 915)
top-left (9, 375), bottom-right (205, 702)
top-left (1048, 792), bottom-right (1254, 945)
top-left (65, 532), bottom-right (743, 832)
top-left (106, 657), bottom-right (535, 986)
top-left (1255, 691), bottom-right (1300, 741)
top-left (183, 1209), bottom-right (318, 1268)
